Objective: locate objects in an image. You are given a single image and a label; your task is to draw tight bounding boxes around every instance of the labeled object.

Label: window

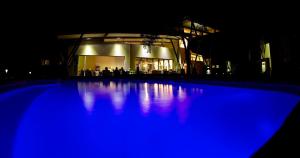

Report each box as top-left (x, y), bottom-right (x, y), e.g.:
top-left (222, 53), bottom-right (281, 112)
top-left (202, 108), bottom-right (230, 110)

top-left (191, 53), bottom-right (203, 62)
top-left (136, 57), bottom-right (173, 73)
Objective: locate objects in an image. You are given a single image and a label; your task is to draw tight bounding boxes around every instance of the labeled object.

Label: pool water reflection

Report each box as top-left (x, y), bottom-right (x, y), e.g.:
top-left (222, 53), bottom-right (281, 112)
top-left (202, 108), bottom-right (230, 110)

top-left (1, 81), bottom-right (299, 158)
top-left (77, 81), bottom-right (203, 122)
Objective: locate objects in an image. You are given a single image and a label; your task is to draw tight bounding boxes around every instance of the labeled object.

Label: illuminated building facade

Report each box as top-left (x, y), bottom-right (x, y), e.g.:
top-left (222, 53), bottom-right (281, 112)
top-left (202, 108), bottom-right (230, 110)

top-left (59, 33), bottom-right (182, 75)
top-left (58, 18), bottom-right (222, 76)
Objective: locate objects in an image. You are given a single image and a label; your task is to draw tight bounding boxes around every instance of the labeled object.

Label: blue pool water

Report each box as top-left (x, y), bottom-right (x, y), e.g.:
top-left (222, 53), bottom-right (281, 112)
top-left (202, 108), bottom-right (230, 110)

top-left (0, 81), bottom-right (299, 158)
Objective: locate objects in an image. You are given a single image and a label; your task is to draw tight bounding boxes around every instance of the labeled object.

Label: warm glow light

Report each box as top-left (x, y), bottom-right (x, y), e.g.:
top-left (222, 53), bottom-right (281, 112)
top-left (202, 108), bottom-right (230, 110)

top-left (113, 44), bottom-right (123, 56)
top-left (83, 45), bottom-right (96, 55)
top-left (191, 54), bottom-right (203, 62)
top-left (264, 43), bottom-right (272, 70)
top-left (264, 43), bottom-right (271, 58)
top-left (169, 60), bottom-right (173, 70)
top-left (160, 47), bottom-right (170, 59)
top-left (161, 47), bottom-right (168, 54)
top-left (226, 61), bottom-right (232, 73)
top-left (206, 69), bottom-right (211, 75)
top-left (262, 61), bottom-right (266, 73)
top-left (154, 60), bottom-right (158, 70)
top-left (143, 63), bottom-right (148, 70)
top-left (179, 39), bottom-right (188, 48)
top-left (142, 45), bottom-right (148, 54)
top-left (164, 60), bottom-right (169, 70)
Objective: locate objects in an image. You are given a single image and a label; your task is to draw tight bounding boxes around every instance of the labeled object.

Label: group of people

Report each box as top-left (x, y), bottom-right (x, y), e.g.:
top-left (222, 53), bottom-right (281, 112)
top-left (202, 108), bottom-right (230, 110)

top-left (79, 67), bottom-right (127, 77)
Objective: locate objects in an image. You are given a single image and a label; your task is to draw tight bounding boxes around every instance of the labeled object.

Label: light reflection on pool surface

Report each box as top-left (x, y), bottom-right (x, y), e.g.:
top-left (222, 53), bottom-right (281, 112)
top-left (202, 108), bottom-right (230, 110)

top-left (1, 81), bottom-right (299, 158)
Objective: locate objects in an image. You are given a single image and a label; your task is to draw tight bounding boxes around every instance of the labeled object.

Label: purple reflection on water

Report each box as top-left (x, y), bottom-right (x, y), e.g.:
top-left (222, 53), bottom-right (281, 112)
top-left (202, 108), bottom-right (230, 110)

top-left (139, 83), bottom-right (151, 115)
top-left (77, 82), bottom-right (96, 113)
top-left (77, 81), bottom-right (130, 114)
top-left (77, 81), bottom-right (203, 121)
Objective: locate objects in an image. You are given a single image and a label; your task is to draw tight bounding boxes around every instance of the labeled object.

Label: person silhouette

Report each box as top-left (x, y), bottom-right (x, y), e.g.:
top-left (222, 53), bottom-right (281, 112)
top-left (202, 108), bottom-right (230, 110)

top-left (102, 67), bottom-right (110, 77)
top-left (114, 67), bottom-right (120, 77)
top-left (120, 67), bottom-right (125, 76)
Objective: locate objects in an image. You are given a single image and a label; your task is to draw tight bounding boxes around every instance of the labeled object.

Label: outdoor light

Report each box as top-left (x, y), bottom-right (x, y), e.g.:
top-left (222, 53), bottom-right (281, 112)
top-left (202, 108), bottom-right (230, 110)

top-left (113, 44), bottom-right (123, 56)
top-left (83, 45), bottom-right (96, 55)
top-left (29, 71), bottom-right (32, 75)
top-left (261, 61), bottom-right (266, 73)
top-left (206, 67), bottom-right (211, 75)
top-left (5, 69), bottom-right (8, 74)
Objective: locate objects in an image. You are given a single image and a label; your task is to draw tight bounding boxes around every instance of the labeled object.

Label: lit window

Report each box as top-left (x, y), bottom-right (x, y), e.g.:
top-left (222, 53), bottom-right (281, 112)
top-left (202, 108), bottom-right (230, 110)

top-left (159, 60), bottom-right (164, 70)
top-left (179, 39), bottom-right (188, 48)
top-left (191, 53), bottom-right (203, 62)
top-left (164, 60), bottom-right (169, 70)
top-left (169, 60), bottom-right (173, 70)
top-left (154, 59), bottom-right (159, 70)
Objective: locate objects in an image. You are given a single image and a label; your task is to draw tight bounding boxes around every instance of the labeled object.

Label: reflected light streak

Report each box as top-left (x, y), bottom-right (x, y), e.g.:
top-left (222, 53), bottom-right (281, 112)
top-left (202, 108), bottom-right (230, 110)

top-left (177, 86), bottom-right (189, 123)
top-left (77, 81), bottom-right (190, 120)
top-left (178, 86), bottom-right (187, 101)
top-left (154, 83), bottom-right (159, 99)
top-left (111, 91), bottom-right (125, 114)
top-left (83, 92), bottom-right (95, 113)
top-left (140, 83), bottom-right (151, 115)
top-left (155, 84), bottom-right (174, 116)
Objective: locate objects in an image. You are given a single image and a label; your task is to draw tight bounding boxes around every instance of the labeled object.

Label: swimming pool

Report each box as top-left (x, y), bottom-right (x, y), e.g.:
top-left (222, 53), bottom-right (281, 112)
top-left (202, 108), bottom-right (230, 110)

top-left (1, 80), bottom-right (299, 158)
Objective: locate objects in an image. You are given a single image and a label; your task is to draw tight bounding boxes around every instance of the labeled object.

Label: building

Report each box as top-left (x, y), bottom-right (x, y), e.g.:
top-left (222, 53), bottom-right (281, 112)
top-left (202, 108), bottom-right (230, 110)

top-left (58, 33), bottom-right (183, 76)
top-left (57, 18), bottom-right (223, 77)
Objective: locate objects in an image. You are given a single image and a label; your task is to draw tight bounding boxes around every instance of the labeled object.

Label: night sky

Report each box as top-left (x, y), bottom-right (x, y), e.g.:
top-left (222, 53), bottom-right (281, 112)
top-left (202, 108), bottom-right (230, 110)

top-left (1, 3), bottom-right (299, 72)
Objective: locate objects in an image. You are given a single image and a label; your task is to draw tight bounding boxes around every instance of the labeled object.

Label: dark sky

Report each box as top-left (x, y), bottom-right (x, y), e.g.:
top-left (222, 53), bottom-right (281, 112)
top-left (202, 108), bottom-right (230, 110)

top-left (1, 2), bottom-right (299, 69)
top-left (3, 1), bottom-right (299, 36)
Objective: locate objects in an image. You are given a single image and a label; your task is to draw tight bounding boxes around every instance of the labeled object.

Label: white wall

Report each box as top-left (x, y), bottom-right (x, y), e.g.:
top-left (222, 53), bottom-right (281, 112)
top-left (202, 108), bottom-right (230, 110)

top-left (78, 56), bottom-right (125, 72)
top-left (77, 44), bottom-right (130, 70)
